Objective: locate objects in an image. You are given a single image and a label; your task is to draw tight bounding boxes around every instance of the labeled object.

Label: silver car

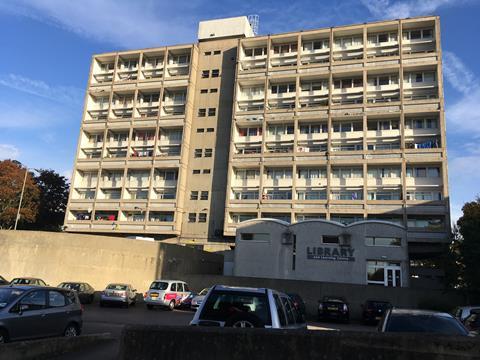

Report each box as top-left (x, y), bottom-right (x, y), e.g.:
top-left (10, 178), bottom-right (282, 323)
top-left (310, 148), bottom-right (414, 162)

top-left (0, 286), bottom-right (82, 343)
top-left (191, 288), bottom-right (209, 311)
top-left (100, 283), bottom-right (137, 307)
top-left (190, 285), bottom-right (307, 329)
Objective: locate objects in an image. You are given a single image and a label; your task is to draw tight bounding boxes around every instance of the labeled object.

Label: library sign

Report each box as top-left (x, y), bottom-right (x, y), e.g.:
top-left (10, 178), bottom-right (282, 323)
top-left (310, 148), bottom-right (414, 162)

top-left (307, 246), bottom-right (355, 262)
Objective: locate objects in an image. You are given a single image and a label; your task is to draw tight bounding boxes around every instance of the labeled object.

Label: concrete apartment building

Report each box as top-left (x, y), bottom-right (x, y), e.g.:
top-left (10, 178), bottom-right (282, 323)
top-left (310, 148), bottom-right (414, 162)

top-left (65, 16), bottom-right (449, 286)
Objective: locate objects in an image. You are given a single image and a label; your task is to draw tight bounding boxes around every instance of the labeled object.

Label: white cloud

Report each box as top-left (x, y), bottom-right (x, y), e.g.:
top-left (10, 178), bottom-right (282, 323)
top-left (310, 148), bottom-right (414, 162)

top-left (0, 144), bottom-right (20, 160)
top-left (0, 73), bottom-right (83, 107)
top-left (360, 0), bottom-right (467, 19)
top-left (0, 0), bottom-right (197, 48)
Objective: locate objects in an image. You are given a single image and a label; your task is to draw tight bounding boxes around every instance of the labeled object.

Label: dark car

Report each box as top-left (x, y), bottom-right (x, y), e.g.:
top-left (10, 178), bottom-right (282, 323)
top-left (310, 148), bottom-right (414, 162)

top-left (464, 310), bottom-right (480, 336)
top-left (10, 278), bottom-right (47, 287)
top-left (0, 276), bottom-right (8, 286)
top-left (288, 293), bottom-right (306, 322)
top-left (0, 286), bottom-right (83, 343)
top-left (318, 296), bottom-right (349, 323)
top-left (378, 308), bottom-right (469, 336)
top-left (362, 300), bottom-right (391, 324)
top-left (58, 282), bottom-right (95, 304)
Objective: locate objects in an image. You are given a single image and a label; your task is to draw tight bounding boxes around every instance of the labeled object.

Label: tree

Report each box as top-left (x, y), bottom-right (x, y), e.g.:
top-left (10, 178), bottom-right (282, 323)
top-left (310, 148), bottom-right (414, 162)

top-left (30, 169), bottom-right (70, 231)
top-left (456, 197), bottom-right (480, 292)
top-left (0, 160), bottom-right (40, 229)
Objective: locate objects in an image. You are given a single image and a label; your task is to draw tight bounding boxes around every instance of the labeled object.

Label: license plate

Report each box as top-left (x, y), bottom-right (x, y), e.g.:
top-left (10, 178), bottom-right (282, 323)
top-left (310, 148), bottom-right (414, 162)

top-left (151, 294), bottom-right (158, 298)
top-left (328, 306), bottom-right (337, 311)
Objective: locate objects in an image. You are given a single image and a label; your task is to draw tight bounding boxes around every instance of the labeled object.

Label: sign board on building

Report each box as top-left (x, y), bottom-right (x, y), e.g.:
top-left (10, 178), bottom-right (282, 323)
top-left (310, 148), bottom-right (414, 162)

top-left (307, 246), bottom-right (355, 261)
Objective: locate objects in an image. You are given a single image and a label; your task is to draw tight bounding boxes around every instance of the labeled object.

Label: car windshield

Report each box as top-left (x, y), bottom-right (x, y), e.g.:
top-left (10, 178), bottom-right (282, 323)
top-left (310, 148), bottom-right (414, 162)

top-left (0, 288), bottom-right (25, 308)
top-left (200, 290), bottom-right (271, 325)
top-left (387, 314), bottom-right (469, 335)
top-left (60, 283), bottom-right (81, 291)
top-left (199, 288), bottom-right (209, 296)
top-left (11, 278), bottom-right (34, 285)
top-left (107, 284), bottom-right (127, 291)
top-left (150, 282), bottom-right (169, 290)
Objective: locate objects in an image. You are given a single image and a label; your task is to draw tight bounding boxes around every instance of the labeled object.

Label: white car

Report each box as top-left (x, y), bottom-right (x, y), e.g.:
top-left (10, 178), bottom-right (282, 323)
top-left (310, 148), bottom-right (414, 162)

top-left (100, 283), bottom-right (137, 307)
top-left (144, 280), bottom-right (190, 311)
top-left (191, 288), bottom-right (209, 310)
top-left (190, 285), bottom-right (306, 329)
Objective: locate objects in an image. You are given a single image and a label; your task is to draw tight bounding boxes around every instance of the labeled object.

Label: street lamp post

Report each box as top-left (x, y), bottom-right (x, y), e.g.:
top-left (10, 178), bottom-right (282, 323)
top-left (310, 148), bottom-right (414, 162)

top-left (14, 167), bottom-right (29, 231)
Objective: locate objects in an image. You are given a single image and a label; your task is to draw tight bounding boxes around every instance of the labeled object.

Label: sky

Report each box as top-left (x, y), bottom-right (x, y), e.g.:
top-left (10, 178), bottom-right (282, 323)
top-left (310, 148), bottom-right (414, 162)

top-left (0, 0), bottom-right (479, 223)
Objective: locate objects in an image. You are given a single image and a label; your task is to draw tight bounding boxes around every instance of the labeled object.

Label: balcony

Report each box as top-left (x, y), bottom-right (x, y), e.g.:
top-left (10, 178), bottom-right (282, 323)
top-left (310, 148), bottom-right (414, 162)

top-left (86, 95), bottom-right (109, 121)
top-left (331, 121), bottom-right (363, 140)
top-left (270, 42), bottom-right (298, 68)
top-left (366, 32), bottom-right (399, 58)
top-left (237, 85), bottom-right (265, 112)
top-left (333, 36), bottom-right (363, 61)
top-left (73, 188), bottom-right (96, 200)
top-left (298, 123), bottom-right (328, 141)
top-left (80, 148), bottom-right (102, 159)
top-left (136, 93), bottom-right (160, 118)
top-left (263, 187), bottom-right (292, 200)
top-left (367, 167), bottom-right (402, 187)
top-left (235, 143), bottom-right (262, 155)
top-left (330, 139), bottom-right (363, 152)
top-left (94, 211), bottom-right (118, 221)
top-left (111, 94), bottom-right (134, 119)
top-left (157, 145), bottom-right (181, 157)
top-left (366, 119), bottom-right (401, 138)
top-left (403, 71), bottom-right (438, 101)
top-left (297, 141), bottom-right (327, 153)
top-left (125, 188), bottom-right (149, 200)
top-left (162, 90), bottom-right (186, 116)
top-left (141, 54), bottom-right (164, 79)
top-left (366, 75), bottom-right (400, 103)
top-left (300, 39), bottom-right (330, 65)
top-left (131, 146), bottom-right (154, 158)
top-left (149, 211), bottom-right (174, 222)
top-left (368, 188), bottom-right (402, 201)
top-left (166, 52), bottom-right (190, 77)
top-left (152, 187), bottom-right (177, 200)
top-left (330, 188), bottom-right (363, 201)
top-left (99, 188), bottom-right (122, 200)
top-left (92, 59), bottom-right (114, 84)
top-left (366, 140), bottom-right (401, 151)
top-left (299, 80), bottom-right (328, 108)
top-left (267, 93), bottom-right (296, 110)
top-left (116, 57), bottom-right (139, 82)
top-left (405, 137), bottom-right (440, 150)
top-left (231, 169), bottom-right (260, 188)
top-left (105, 146), bottom-right (128, 158)
top-left (265, 141), bottom-right (294, 154)
top-left (297, 188), bottom-right (327, 200)
top-left (231, 187), bottom-right (260, 200)
top-left (240, 46), bottom-right (267, 70)
top-left (404, 117), bottom-right (440, 137)
top-left (332, 78), bottom-right (363, 105)
top-left (402, 28), bottom-right (436, 54)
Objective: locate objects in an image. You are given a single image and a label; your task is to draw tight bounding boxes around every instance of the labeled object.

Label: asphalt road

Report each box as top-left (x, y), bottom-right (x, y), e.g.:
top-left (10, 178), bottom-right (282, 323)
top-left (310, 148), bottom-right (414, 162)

top-left (54, 299), bottom-right (375, 359)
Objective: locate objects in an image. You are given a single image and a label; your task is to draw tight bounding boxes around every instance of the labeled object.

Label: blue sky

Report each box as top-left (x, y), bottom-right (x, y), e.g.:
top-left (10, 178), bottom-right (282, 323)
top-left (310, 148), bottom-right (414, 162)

top-left (0, 0), bottom-right (479, 223)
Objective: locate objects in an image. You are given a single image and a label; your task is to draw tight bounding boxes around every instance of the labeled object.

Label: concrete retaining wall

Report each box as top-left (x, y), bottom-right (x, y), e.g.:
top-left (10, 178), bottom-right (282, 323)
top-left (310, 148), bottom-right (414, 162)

top-left (0, 230), bottom-right (223, 292)
top-left (181, 274), bottom-right (465, 320)
top-left (119, 325), bottom-right (480, 360)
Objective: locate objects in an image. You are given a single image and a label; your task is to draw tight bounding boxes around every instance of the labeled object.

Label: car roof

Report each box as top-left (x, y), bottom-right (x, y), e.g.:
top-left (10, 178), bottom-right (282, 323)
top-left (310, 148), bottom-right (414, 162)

top-left (4, 285), bottom-right (69, 291)
top-left (391, 308), bottom-right (453, 317)
top-left (60, 281), bottom-right (88, 285)
top-left (106, 283), bottom-right (130, 287)
top-left (152, 280), bottom-right (186, 283)
top-left (213, 285), bottom-right (269, 294)
top-left (12, 277), bottom-right (43, 280)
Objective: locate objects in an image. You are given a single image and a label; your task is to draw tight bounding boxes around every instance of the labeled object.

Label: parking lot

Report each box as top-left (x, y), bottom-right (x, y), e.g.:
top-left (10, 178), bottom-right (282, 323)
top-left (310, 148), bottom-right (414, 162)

top-left (54, 297), bottom-right (374, 359)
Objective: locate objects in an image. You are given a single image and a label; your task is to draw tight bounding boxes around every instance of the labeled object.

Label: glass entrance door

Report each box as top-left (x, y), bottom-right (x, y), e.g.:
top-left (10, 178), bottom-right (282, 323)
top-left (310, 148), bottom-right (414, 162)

top-left (385, 266), bottom-right (401, 287)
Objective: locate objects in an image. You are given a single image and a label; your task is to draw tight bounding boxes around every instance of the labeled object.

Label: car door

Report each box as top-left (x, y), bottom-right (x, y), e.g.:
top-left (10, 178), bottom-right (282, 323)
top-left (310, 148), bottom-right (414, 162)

top-left (281, 296), bottom-right (297, 329)
top-left (45, 290), bottom-right (70, 335)
top-left (177, 283), bottom-right (185, 304)
top-left (8, 290), bottom-right (49, 340)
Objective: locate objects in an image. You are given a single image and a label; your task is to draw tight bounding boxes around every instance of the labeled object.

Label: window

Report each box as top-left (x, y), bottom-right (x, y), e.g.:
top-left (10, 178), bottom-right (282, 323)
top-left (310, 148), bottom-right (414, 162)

top-left (298, 168), bottom-right (326, 179)
top-left (190, 191), bottom-right (199, 200)
top-left (204, 51), bottom-right (212, 56)
top-left (274, 295), bottom-right (287, 326)
top-left (198, 108), bottom-right (206, 117)
top-left (194, 149), bottom-right (202, 158)
top-left (210, 88), bottom-right (218, 93)
top-left (197, 128), bottom-right (205, 133)
top-left (322, 236), bottom-right (339, 244)
top-left (20, 290), bottom-right (47, 311)
top-left (200, 89), bottom-right (208, 94)
top-left (188, 213), bottom-right (196, 222)
top-left (299, 123), bottom-right (328, 134)
top-left (208, 108), bottom-right (216, 116)
top-left (211, 69), bottom-right (219, 77)
top-left (271, 84), bottom-right (296, 94)
top-left (266, 168), bottom-right (292, 180)
top-left (149, 212), bottom-right (174, 222)
top-left (240, 233), bottom-right (270, 241)
top-left (331, 168), bottom-right (363, 179)
top-left (365, 237), bottom-right (401, 246)
top-left (232, 213), bottom-right (257, 223)
top-left (200, 191), bottom-right (209, 200)
top-left (193, 169), bottom-right (201, 174)
top-left (203, 169), bottom-right (211, 174)
top-left (213, 50), bottom-right (221, 55)
top-left (206, 128), bottom-right (214, 132)
top-left (204, 149), bottom-right (213, 157)
top-left (201, 70), bottom-right (209, 78)
top-left (198, 213), bottom-right (207, 223)
top-left (49, 291), bottom-right (67, 307)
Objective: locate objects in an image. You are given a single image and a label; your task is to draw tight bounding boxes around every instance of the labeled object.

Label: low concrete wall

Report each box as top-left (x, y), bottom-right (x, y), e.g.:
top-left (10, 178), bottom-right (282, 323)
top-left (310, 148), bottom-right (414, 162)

top-left (0, 230), bottom-right (223, 292)
top-left (181, 274), bottom-right (465, 320)
top-left (119, 325), bottom-right (480, 360)
top-left (0, 333), bottom-right (114, 360)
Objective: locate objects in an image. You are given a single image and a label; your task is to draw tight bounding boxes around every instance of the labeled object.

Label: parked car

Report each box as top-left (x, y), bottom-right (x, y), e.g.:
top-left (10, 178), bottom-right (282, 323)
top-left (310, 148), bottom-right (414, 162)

top-left (144, 280), bottom-right (190, 311)
top-left (318, 296), bottom-right (349, 323)
top-left (58, 282), bottom-right (95, 304)
top-left (464, 310), bottom-right (480, 336)
top-left (362, 300), bottom-right (391, 324)
top-left (190, 285), bottom-right (307, 329)
top-left (9, 278), bottom-right (47, 287)
top-left (191, 288), bottom-right (210, 311)
top-left (288, 293), bottom-right (306, 322)
top-left (378, 308), bottom-right (469, 336)
top-left (453, 306), bottom-right (480, 322)
top-left (100, 284), bottom-right (137, 307)
top-left (0, 276), bottom-right (8, 286)
top-left (0, 285), bottom-right (83, 343)
top-left (180, 291), bottom-right (197, 309)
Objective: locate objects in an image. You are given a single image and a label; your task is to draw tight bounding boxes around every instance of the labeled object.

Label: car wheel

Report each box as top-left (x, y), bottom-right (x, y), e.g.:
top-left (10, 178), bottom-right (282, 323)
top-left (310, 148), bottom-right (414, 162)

top-left (64, 324), bottom-right (79, 337)
top-left (147, 304), bottom-right (153, 310)
top-left (0, 329), bottom-right (9, 344)
top-left (225, 313), bottom-right (263, 328)
top-left (168, 300), bottom-right (175, 311)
